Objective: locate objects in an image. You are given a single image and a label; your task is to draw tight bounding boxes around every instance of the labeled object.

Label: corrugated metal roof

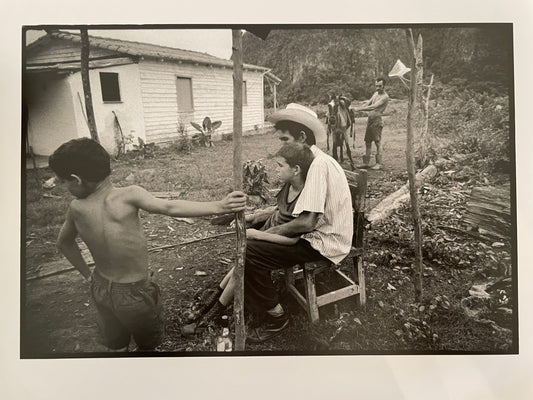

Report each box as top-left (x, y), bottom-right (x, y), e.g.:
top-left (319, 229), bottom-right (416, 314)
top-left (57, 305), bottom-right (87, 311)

top-left (40, 30), bottom-right (277, 75)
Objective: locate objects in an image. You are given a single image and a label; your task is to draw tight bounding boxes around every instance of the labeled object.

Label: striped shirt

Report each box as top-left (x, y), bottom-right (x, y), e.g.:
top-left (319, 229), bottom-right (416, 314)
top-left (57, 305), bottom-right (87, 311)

top-left (292, 145), bottom-right (353, 264)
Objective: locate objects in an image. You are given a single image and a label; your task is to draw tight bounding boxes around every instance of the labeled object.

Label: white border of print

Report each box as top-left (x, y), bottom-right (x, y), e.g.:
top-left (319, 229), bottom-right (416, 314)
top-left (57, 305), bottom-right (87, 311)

top-left (2, 0), bottom-right (533, 399)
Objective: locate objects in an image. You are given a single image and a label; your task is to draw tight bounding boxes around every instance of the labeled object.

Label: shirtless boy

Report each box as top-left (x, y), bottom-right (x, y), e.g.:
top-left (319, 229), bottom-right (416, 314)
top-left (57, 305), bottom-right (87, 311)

top-left (49, 138), bottom-right (246, 351)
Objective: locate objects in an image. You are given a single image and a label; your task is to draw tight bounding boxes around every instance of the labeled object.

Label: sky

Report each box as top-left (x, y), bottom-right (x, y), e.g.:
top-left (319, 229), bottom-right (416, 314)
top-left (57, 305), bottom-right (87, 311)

top-left (25, 28), bottom-right (233, 59)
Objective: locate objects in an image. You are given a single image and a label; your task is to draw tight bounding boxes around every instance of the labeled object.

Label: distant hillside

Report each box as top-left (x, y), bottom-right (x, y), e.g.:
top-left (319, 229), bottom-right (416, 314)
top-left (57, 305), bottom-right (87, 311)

top-left (242, 26), bottom-right (512, 105)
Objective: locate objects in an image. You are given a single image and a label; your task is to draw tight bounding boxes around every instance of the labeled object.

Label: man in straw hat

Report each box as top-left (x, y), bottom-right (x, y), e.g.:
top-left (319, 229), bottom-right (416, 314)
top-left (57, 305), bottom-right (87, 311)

top-left (183, 104), bottom-right (353, 342)
top-left (351, 77), bottom-right (390, 170)
top-left (243, 104), bottom-right (353, 342)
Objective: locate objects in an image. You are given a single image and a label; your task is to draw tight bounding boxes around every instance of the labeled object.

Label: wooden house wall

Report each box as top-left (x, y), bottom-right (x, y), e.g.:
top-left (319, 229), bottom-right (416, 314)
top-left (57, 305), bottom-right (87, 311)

top-left (138, 60), bottom-right (265, 143)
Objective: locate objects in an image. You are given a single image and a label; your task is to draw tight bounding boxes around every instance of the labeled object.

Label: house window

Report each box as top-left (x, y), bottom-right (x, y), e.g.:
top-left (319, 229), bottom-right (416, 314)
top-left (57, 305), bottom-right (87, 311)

top-left (99, 72), bottom-right (121, 102)
top-left (242, 81), bottom-right (248, 105)
top-left (176, 77), bottom-right (194, 112)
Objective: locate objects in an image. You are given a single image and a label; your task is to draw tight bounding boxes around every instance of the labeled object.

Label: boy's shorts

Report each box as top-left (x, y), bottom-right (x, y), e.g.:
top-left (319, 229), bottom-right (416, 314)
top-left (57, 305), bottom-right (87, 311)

top-left (364, 117), bottom-right (383, 143)
top-left (90, 270), bottom-right (164, 350)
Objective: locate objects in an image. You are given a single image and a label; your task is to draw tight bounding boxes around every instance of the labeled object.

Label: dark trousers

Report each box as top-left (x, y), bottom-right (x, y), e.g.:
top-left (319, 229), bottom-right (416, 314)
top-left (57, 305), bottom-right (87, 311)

top-left (244, 239), bottom-right (326, 312)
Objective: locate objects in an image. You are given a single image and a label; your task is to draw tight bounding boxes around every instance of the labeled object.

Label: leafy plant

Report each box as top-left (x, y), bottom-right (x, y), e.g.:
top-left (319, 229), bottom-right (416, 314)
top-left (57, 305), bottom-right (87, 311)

top-left (121, 136), bottom-right (156, 160)
top-left (242, 159), bottom-right (269, 200)
top-left (190, 117), bottom-right (222, 147)
top-left (172, 121), bottom-right (193, 153)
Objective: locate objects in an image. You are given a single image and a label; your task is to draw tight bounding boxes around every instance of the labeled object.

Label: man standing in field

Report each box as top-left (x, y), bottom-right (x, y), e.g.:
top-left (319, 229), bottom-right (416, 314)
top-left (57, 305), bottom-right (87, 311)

top-left (351, 77), bottom-right (390, 170)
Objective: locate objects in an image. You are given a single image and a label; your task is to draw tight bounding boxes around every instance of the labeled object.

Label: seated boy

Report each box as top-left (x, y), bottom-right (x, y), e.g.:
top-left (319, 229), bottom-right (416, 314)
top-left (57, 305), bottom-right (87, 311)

top-left (183, 143), bottom-right (314, 331)
top-left (48, 138), bottom-right (246, 351)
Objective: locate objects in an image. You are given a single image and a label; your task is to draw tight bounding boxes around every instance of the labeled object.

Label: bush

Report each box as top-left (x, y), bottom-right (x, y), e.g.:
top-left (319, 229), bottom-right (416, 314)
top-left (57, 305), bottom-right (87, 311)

top-left (169, 122), bottom-right (193, 154)
top-left (429, 90), bottom-right (510, 172)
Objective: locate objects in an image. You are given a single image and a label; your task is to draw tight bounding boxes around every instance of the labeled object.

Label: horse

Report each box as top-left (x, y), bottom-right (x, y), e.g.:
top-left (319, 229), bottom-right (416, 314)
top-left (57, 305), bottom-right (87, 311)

top-left (326, 95), bottom-right (355, 170)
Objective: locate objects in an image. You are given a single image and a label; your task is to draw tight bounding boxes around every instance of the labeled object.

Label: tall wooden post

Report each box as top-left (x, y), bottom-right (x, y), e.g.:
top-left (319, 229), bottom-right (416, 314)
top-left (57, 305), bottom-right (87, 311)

top-left (405, 29), bottom-right (424, 302)
top-left (80, 28), bottom-right (100, 142)
top-left (232, 29), bottom-right (247, 350)
top-left (419, 74), bottom-right (434, 167)
top-left (273, 83), bottom-right (277, 112)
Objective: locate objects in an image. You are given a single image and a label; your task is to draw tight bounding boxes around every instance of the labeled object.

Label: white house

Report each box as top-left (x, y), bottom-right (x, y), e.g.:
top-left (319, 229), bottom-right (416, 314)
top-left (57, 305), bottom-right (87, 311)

top-left (24, 30), bottom-right (280, 156)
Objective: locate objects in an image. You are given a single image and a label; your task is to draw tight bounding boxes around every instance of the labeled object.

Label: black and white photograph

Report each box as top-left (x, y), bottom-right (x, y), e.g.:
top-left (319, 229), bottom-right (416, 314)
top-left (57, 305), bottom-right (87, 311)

top-left (3, 0), bottom-right (533, 397)
top-left (21, 24), bottom-right (517, 356)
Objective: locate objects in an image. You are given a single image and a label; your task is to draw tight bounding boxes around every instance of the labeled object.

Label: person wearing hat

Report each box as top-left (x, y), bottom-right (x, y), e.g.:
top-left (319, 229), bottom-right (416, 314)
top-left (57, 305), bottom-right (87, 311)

top-left (182, 104), bottom-right (353, 343)
top-left (350, 77), bottom-right (390, 170)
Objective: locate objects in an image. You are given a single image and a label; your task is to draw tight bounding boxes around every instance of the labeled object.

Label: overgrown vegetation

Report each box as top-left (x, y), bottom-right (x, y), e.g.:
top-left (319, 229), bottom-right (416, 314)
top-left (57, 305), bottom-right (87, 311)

top-left (430, 87), bottom-right (510, 173)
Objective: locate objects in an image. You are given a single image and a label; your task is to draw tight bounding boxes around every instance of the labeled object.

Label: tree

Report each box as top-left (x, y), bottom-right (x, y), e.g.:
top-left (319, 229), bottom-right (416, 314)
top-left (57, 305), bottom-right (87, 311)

top-left (80, 28), bottom-right (99, 142)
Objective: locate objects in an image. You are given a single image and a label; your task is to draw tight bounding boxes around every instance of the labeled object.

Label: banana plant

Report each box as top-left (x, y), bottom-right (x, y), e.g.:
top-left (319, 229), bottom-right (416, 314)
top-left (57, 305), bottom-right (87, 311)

top-left (190, 117), bottom-right (222, 147)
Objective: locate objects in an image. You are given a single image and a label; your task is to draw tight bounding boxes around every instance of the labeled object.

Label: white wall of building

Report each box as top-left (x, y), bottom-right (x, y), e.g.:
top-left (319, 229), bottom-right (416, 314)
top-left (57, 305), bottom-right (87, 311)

top-left (68, 63), bottom-right (147, 155)
top-left (25, 73), bottom-right (78, 156)
top-left (138, 59), bottom-right (265, 144)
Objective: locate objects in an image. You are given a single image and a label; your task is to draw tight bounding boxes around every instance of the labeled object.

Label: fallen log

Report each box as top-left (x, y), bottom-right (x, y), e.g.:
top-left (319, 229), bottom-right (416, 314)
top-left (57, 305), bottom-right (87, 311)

top-left (367, 164), bottom-right (438, 224)
top-left (464, 185), bottom-right (511, 241)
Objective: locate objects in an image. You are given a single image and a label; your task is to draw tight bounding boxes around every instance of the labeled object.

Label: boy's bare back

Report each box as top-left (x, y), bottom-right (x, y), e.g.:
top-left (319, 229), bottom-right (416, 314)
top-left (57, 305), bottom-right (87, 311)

top-left (69, 184), bottom-right (149, 283)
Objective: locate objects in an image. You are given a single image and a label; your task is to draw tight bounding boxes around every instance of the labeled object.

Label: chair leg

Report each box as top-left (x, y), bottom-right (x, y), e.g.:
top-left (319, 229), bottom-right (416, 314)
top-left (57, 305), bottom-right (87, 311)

top-left (355, 255), bottom-right (366, 308)
top-left (285, 266), bottom-right (295, 287)
top-left (303, 267), bottom-right (320, 323)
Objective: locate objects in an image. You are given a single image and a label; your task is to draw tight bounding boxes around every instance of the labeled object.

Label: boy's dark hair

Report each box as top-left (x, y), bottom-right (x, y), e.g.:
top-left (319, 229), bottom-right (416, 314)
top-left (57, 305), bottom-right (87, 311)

top-left (276, 143), bottom-right (314, 180)
top-left (376, 77), bottom-right (386, 86)
top-left (274, 120), bottom-right (316, 146)
top-left (48, 138), bottom-right (111, 182)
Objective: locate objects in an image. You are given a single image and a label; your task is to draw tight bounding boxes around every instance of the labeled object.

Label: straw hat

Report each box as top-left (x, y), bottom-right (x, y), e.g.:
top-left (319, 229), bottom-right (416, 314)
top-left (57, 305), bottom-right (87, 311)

top-left (267, 103), bottom-right (326, 143)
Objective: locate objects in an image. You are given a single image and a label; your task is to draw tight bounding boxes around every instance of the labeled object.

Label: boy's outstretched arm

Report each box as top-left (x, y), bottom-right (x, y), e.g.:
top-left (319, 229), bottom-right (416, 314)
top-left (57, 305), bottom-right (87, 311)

top-left (129, 186), bottom-right (247, 217)
top-left (56, 207), bottom-right (91, 280)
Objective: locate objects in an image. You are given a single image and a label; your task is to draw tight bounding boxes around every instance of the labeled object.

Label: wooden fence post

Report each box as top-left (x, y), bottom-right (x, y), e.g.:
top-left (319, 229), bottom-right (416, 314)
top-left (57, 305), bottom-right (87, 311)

top-left (232, 29), bottom-right (247, 351)
top-left (405, 29), bottom-right (424, 302)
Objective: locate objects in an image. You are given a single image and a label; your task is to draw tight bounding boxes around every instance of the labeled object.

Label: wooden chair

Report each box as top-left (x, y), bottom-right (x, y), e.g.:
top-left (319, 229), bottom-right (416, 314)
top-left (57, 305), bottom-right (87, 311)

top-left (284, 169), bottom-right (367, 323)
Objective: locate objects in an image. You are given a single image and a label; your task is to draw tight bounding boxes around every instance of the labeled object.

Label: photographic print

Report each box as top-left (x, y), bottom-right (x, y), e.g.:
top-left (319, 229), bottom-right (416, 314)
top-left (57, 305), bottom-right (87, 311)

top-left (22, 24), bottom-right (516, 357)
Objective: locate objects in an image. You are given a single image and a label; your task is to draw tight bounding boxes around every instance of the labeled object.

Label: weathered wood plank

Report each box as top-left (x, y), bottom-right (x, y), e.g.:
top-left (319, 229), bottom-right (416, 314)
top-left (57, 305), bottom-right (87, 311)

top-left (464, 185), bottom-right (511, 240)
top-left (316, 285), bottom-right (358, 307)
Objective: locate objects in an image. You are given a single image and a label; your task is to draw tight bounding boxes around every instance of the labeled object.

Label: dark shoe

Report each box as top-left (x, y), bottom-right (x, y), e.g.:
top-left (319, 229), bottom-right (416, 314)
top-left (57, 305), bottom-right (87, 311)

top-left (180, 322), bottom-right (200, 336)
top-left (181, 301), bottom-right (226, 336)
top-left (246, 313), bottom-right (289, 343)
top-left (185, 287), bottom-right (223, 324)
top-left (263, 312), bottom-right (290, 332)
top-left (197, 301), bottom-right (226, 328)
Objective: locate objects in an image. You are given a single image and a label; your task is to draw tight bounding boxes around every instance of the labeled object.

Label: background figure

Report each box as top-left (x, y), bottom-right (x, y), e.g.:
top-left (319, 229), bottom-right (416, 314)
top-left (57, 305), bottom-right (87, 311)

top-left (351, 77), bottom-right (390, 170)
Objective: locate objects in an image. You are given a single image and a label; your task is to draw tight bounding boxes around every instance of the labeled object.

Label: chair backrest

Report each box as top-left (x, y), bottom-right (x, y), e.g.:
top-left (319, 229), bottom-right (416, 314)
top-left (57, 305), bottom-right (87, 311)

top-left (344, 169), bottom-right (368, 248)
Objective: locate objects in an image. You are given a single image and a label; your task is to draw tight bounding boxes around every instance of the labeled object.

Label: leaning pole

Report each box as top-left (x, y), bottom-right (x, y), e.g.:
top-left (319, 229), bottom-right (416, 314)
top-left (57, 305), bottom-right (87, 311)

top-left (232, 29), bottom-right (247, 350)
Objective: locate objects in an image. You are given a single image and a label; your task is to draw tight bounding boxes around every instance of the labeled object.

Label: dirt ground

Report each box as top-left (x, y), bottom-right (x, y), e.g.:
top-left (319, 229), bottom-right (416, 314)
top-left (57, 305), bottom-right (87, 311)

top-left (22, 102), bottom-right (514, 356)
